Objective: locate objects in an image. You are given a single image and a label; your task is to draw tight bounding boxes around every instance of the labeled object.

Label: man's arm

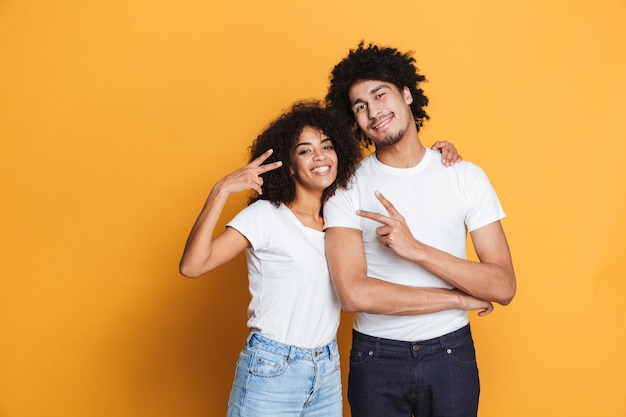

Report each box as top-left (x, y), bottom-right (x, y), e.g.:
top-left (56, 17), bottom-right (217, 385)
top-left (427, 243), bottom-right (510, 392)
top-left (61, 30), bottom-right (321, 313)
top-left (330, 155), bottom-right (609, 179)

top-left (416, 221), bottom-right (516, 305)
top-left (357, 192), bottom-right (516, 305)
top-left (324, 226), bottom-right (495, 316)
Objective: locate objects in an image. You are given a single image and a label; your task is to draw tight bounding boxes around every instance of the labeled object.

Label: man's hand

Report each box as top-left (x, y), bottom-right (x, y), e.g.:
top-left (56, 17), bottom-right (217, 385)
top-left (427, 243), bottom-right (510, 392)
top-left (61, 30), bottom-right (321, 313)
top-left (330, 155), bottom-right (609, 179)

top-left (356, 191), bottom-right (422, 261)
top-left (455, 290), bottom-right (494, 316)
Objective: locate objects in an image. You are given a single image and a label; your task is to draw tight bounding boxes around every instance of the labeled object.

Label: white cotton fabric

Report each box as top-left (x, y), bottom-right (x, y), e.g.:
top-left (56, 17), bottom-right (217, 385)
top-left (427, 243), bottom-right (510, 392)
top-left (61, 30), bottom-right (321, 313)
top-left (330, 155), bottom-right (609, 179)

top-left (227, 200), bottom-right (340, 349)
top-left (324, 149), bottom-right (505, 341)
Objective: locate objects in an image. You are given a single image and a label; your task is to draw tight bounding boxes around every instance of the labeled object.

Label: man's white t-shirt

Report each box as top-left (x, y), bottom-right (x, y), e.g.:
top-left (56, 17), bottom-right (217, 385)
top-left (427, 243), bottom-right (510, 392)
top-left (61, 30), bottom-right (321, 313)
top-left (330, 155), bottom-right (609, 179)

top-left (227, 200), bottom-right (340, 348)
top-left (324, 149), bottom-right (505, 341)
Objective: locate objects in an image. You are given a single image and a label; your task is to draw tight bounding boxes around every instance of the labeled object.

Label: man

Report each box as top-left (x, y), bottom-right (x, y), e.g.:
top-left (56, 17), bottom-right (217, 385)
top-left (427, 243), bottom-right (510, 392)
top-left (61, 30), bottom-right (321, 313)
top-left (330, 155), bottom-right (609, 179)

top-left (323, 42), bottom-right (516, 417)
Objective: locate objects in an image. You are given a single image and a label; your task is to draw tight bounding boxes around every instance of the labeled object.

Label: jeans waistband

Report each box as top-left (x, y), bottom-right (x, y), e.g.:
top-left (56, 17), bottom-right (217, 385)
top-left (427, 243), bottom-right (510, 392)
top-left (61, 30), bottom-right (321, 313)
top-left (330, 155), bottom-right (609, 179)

top-left (246, 332), bottom-right (338, 362)
top-left (352, 324), bottom-right (472, 350)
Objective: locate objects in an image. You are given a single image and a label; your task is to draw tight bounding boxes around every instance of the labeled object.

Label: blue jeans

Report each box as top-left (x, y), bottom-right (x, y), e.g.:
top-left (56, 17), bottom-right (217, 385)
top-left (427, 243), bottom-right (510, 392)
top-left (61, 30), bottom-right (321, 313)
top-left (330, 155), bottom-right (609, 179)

top-left (226, 332), bottom-right (342, 417)
top-left (348, 325), bottom-right (480, 417)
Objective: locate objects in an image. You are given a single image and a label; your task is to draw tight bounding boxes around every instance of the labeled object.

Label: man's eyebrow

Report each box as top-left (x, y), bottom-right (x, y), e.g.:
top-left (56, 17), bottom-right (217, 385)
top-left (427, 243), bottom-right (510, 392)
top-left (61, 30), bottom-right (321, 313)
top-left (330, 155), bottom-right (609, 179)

top-left (351, 85), bottom-right (387, 107)
top-left (351, 97), bottom-right (364, 107)
top-left (370, 85), bottom-right (386, 95)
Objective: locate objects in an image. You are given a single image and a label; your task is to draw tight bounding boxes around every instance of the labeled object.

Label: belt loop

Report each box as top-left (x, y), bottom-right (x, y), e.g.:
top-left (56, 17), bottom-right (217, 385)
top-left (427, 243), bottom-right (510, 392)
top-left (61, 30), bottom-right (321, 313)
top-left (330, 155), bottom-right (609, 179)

top-left (373, 337), bottom-right (379, 359)
top-left (438, 333), bottom-right (446, 351)
top-left (245, 332), bottom-right (255, 349)
top-left (287, 345), bottom-right (296, 363)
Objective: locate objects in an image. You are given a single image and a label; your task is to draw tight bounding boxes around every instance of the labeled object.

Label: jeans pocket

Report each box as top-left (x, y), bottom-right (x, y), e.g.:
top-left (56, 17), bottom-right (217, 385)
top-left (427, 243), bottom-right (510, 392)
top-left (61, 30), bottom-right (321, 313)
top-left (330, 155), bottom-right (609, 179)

top-left (444, 337), bottom-right (477, 366)
top-left (349, 345), bottom-right (372, 366)
top-left (249, 348), bottom-right (289, 378)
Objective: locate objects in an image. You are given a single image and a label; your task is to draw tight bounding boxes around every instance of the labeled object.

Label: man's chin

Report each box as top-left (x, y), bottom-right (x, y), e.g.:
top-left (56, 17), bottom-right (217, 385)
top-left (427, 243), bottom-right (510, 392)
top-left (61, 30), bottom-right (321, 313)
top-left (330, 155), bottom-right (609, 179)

top-left (374, 133), bottom-right (403, 147)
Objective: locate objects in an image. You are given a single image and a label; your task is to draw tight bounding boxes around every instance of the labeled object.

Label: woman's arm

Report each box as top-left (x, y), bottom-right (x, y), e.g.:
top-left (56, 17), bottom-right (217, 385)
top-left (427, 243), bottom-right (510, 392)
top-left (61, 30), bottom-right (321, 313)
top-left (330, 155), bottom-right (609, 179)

top-left (179, 149), bottom-right (282, 278)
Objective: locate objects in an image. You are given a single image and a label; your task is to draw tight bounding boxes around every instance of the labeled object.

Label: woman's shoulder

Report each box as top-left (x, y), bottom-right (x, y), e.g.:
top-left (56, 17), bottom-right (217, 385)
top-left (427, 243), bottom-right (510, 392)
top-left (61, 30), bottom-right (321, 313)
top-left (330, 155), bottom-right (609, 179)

top-left (241, 199), bottom-right (283, 217)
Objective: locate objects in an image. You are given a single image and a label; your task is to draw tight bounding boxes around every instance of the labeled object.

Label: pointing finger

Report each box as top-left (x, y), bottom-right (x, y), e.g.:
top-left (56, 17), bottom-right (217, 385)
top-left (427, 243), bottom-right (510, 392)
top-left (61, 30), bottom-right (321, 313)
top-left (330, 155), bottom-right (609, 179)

top-left (374, 191), bottom-right (400, 217)
top-left (356, 209), bottom-right (392, 226)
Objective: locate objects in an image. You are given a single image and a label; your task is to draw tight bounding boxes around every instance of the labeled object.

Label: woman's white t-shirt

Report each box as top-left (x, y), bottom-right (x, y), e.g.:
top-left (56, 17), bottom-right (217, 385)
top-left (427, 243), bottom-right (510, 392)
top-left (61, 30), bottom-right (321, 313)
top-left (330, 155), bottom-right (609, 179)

top-left (227, 200), bottom-right (340, 349)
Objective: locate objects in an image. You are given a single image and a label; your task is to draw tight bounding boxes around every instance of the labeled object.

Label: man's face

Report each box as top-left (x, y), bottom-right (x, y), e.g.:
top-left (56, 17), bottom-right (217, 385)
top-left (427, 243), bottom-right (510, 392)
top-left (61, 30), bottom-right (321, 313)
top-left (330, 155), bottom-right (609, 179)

top-left (348, 80), bottom-right (414, 147)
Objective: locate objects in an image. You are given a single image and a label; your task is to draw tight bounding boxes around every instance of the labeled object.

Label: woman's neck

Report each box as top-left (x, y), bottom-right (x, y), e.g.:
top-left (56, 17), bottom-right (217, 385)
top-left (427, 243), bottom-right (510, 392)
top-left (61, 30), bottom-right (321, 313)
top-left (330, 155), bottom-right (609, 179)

top-left (287, 193), bottom-right (324, 231)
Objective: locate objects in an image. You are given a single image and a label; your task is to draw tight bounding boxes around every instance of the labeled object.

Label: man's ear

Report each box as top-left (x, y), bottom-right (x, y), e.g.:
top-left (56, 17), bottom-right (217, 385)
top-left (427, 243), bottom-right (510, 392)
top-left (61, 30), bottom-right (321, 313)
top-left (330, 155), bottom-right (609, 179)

top-left (403, 86), bottom-right (413, 105)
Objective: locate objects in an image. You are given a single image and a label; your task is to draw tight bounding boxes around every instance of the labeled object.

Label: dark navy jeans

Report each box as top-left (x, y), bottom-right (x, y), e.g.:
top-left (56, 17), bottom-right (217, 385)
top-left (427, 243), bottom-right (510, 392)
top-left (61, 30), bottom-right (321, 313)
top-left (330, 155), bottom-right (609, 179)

top-left (348, 324), bottom-right (480, 417)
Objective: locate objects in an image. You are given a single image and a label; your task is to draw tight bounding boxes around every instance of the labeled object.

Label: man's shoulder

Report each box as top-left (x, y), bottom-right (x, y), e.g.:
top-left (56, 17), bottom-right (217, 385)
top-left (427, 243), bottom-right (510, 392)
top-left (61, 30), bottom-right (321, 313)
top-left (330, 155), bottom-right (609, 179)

top-left (356, 153), bottom-right (377, 169)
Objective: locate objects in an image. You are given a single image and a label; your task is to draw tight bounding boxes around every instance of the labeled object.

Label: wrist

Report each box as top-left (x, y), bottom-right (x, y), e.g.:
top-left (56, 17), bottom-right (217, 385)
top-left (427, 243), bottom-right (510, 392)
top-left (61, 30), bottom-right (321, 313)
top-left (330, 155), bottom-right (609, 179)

top-left (206, 183), bottom-right (231, 205)
top-left (410, 239), bottom-right (427, 264)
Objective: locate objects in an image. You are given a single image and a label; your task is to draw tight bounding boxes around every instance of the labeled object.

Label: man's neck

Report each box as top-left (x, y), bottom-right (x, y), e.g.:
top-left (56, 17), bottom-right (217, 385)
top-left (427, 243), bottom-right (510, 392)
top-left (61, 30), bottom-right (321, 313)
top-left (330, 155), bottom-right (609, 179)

top-left (375, 134), bottom-right (427, 168)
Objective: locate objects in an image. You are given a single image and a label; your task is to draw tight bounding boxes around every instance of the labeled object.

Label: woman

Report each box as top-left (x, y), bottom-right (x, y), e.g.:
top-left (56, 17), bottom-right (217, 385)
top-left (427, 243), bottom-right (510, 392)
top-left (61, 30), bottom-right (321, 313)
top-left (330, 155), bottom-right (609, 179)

top-left (179, 100), bottom-right (460, 417)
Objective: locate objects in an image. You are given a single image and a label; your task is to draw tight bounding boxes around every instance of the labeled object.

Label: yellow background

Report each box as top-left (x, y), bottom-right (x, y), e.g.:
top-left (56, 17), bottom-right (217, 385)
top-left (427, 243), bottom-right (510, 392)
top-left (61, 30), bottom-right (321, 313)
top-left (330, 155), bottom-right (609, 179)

top-left (1, 0), bottom-right (625, 416)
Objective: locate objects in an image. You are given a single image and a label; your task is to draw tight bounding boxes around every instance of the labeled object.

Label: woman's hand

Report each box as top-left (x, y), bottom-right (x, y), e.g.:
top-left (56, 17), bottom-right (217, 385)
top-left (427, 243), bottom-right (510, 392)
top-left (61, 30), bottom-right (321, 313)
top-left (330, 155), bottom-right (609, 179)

top-left (431, 140), bottom-right (462, 167)
top-left (215, 149), bottom-right (283, 196)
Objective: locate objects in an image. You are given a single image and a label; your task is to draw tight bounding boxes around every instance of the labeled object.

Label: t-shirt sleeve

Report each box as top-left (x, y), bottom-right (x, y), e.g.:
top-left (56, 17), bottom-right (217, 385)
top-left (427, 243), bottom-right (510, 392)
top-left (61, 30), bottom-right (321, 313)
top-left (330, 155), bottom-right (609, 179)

top-left (323, 181), bottom-right (362, 231)
top-left (226, 201), bottom-right (272, 251)
top-left (461, 163), bottom-right (506, 232)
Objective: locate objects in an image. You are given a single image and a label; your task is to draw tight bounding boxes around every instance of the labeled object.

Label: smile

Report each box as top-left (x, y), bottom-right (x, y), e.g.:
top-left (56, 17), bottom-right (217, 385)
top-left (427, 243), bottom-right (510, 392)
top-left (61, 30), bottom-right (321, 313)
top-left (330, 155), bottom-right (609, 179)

top-left (371, 114), bottom-right (393, 130)
top-left (311, 166), bottom-right (331, 173)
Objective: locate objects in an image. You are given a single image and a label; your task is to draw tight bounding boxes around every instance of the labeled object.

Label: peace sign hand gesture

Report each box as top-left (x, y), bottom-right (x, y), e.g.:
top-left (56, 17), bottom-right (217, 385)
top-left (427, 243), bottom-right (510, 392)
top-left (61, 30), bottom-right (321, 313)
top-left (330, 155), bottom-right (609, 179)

top-left (215, 149), bottom-right (283, 196)
top-left (356, 191), bottom-right (422, 261)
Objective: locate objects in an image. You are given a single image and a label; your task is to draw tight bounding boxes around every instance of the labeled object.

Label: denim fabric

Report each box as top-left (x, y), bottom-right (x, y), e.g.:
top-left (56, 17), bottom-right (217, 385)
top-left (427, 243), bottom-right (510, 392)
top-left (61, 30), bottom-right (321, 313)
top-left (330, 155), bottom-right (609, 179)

top-left (348, 325), bottom-right (480, 417)
top-left (226, 332), bottom-right (342, 417)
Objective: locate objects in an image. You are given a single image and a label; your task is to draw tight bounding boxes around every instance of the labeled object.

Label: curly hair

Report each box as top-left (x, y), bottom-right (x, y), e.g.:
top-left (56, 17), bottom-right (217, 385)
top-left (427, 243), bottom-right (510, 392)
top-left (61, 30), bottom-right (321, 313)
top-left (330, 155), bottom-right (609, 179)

top-left (325, 41), bottom-right (430, 147)
top-left (247, 100), bottom-right (360, 210)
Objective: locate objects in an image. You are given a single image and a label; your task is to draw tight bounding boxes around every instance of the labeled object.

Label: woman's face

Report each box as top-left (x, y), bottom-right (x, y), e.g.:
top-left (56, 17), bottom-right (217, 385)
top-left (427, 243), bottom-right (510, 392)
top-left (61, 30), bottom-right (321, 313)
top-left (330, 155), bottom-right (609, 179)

top-left (289, 126), bottom-right (338, 193)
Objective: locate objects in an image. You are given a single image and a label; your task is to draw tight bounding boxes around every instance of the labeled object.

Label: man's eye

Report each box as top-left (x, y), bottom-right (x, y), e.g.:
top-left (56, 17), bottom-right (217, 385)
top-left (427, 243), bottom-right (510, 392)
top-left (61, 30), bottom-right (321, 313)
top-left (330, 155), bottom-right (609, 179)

top-left (354, 104), bottom-right (366, 113)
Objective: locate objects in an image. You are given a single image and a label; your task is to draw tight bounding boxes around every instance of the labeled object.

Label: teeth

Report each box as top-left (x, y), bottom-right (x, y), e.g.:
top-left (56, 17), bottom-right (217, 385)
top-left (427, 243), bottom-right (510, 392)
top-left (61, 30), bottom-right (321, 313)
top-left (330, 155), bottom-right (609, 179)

top-left (373, 116), bottom-right (391, 130)
top-left (312, 166), bottom-right (330, 173)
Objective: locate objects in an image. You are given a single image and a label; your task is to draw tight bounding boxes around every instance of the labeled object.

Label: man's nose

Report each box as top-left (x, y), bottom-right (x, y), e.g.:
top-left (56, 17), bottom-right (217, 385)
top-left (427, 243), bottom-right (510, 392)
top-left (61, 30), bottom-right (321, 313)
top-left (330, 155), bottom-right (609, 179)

top-left (368, 102), bottom-right (381, 119)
